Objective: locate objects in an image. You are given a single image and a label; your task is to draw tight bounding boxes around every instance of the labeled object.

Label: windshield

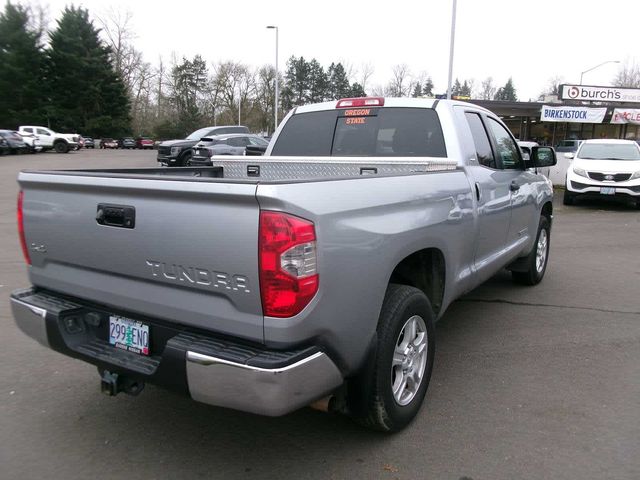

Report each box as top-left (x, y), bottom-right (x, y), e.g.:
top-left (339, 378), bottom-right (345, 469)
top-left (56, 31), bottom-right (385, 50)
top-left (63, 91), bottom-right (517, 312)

top-left (250, 136), bottom-right (269, 146)
top-left (578, 143), bottom-right (640, 161)
top-left (272, 107), bottom-right (447, 157)
top-left (186, 127), bottom-right (214, 141)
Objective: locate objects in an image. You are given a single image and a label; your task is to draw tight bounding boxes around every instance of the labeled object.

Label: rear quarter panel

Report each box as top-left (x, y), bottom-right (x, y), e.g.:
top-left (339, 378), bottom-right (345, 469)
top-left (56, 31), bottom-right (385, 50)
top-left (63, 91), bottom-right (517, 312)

top-left (257, 171), bottom-right (475, 373)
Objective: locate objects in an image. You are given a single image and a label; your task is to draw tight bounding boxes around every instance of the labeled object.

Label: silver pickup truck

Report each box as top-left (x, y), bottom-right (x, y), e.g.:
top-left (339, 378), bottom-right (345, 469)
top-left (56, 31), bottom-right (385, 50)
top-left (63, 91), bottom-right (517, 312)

top-left (12, 98), bottom-right (556, 431)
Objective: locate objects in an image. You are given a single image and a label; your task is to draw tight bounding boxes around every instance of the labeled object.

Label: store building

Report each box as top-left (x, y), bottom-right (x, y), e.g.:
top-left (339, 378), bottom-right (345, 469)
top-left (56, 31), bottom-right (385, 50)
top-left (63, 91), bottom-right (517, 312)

top-left (467, 84), bottom-right (640, 145)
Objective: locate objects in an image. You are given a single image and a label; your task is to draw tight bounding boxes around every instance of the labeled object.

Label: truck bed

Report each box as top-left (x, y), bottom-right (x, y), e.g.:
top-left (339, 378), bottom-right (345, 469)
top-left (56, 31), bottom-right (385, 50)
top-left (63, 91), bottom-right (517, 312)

top-left (24, 155), bottom-right (458, 183)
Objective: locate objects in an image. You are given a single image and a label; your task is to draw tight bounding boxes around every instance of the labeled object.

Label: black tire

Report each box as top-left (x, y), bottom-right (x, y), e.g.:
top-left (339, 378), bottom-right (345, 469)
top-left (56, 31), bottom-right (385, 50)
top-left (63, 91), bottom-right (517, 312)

top-left (512, 216), bottom-right (551, 286)
top-left (563, 189), bottom-right (575, 205)
top-left (348, 284), bottom-right (436, 432)
top-left (54, 141), bottom-right (69, 153)
top-left (180, 151), bottom-right (192, 166)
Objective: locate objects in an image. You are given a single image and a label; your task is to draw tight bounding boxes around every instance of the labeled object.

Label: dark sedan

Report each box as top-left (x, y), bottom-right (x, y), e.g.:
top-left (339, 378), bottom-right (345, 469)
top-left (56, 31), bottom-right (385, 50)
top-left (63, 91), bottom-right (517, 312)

top-left (0, 130), bottom-right (29, 154)
top-left (118, 137), bottom-right (136, 149)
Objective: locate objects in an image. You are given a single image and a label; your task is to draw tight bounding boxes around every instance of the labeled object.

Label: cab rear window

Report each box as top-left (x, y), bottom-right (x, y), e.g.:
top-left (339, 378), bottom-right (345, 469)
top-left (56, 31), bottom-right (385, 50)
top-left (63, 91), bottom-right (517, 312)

top-left (272, 107), bottom-right (447, 157)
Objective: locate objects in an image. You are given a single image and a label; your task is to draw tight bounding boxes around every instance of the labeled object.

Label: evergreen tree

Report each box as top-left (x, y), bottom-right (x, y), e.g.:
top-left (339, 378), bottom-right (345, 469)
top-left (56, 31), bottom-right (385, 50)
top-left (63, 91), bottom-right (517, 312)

top-left (494, 77), bottom-right (518, 101)
top-left (423, 77), bottom-right (434, 97)
top-left (349, 82), bottom-right (366, 98)
top-left (451, 78), bottom-right (462, 96)
top-left (46, 6), bottom-right (130, 136)
top-left (170, 55), bottom-right (208, 134)
top-left (412, 82), bottom-right (422, 98)
top-left (306, 58), bottom-right (328, 103)
top-left (0, 2), bottom-right (46, 128)
top-left (281, 56), bottom-right (309, 110)
top-left (327, 62), bottom-right (350, 100)
top-left (460, 80), bottom-right (471, 97)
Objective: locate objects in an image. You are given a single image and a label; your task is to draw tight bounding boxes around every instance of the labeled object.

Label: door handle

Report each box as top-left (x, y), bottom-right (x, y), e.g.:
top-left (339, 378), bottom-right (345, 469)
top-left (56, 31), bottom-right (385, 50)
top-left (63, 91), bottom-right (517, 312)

top-left (509, 181), bottom-right (520, 192)
top-left (475, 182), bottom-right (481, 202)
top-left (96, 204), bottom-right (136, 228)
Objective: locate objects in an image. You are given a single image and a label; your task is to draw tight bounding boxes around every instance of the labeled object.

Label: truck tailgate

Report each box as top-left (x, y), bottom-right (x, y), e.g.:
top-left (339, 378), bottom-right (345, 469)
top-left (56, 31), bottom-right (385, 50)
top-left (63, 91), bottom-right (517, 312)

top-left (18, 172), bottom-right (264, 342)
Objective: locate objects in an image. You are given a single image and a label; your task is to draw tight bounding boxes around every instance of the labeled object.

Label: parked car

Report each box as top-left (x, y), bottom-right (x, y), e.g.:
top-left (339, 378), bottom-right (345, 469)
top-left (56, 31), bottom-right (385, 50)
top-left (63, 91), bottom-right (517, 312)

top-left (118, 137), bottom-right (136, 149)
top-left (0, 130), bottom-right (29, 154)
top-left (555, 139), bottom-right (584, 153)
top-left (100, 138), bottom-right (118, 149)
top-left (12, 97), bottom-right (556, 432)
top-left (563, 139), bottom-right (640, 208)
top-left (135, 137), bottom-right (154, 149)
top-left (157, 125), bottom-right (250, 166)
top-left (190, 134), bottom-right (270, 165)
top-left (15, 131), bottom-right (42, 153)
top-left (18, 126), bottom-right (79, 153)
top-left (0, 136), bottom-right (9, 155)
top-left (83, 137), bottom-right (95, 149)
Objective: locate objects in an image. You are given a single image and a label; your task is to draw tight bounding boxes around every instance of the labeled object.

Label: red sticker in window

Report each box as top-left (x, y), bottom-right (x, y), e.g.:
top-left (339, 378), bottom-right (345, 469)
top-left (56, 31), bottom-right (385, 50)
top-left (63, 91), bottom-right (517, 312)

top-left (345, 109), bottom-right (371, 116)
top-left (345, 117), bottom-right (367, 125)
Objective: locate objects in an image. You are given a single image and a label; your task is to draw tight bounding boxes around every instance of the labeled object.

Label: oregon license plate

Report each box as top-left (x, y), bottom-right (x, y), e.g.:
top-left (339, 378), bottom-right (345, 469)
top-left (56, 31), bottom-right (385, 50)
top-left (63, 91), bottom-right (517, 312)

top-left (109, 315), bottom-right (150, 355)
top-left (600, 187), bottom-right (615, 195)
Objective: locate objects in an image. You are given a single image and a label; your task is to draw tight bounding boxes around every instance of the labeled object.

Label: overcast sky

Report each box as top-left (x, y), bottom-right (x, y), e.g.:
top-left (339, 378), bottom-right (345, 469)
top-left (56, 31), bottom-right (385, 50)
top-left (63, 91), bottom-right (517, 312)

top-left (23, 0), bottom-right (640, 100)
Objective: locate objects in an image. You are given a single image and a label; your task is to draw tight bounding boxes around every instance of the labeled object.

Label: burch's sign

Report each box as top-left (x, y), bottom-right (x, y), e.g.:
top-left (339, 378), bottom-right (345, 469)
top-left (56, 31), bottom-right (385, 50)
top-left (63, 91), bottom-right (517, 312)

top-left (610, 108), bottom-right (640, 124)
top-left (541, 105), bottom-right (607, 123)
top-left (560, 84), bottom-right (640, 103)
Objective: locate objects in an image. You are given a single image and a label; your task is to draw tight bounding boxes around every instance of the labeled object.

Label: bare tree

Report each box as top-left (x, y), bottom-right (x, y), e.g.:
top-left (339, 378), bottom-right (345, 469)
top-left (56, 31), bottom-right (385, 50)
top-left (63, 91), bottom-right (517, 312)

top-left (387, 64), bottom-right (411, 97)
top-left (212, 61), bottom-right (255, 125)
top-left (537, 75), bottom-right (564, 100)
top-left (479, 77), bottom-right (497, 100)
top-left (97, 8), bottom-right (143, 94)
top-left (613, 59), bottom-right (640, 88)
top-left (359, 62), bottom-right (375, 94)
top-left (339, 59), bottom-right (356, 83)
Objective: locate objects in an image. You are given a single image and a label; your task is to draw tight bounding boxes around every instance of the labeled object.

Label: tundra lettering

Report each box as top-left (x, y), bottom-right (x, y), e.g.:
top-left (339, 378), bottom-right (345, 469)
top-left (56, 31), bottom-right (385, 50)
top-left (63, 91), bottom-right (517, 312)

top-left (145, 260), bottom-right (251, 293)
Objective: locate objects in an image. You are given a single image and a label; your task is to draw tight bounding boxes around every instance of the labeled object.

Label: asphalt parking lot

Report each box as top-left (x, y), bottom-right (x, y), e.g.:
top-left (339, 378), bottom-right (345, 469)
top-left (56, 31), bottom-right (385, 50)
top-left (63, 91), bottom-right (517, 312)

top-left (1, 149), bottom-right (639, 480)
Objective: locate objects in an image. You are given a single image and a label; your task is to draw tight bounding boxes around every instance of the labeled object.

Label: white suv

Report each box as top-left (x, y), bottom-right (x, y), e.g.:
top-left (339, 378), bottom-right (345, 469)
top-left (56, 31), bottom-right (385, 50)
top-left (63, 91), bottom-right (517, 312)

top-left (564, 139), bottom-right (640, 208)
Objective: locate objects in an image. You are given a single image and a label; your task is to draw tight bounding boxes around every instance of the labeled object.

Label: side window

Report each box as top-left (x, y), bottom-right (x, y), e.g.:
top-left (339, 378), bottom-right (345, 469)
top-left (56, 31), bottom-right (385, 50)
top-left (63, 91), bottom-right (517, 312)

top-left (464, 112), bottom-right (496, 169)
top-left (227, 137), bottom-right (248, 147)
top-left (487, 118), bottom-right (522, 170)
top-left (23, 128), bottom-right (33, 134)
top-left (37, 128), bottom-right (50, 136)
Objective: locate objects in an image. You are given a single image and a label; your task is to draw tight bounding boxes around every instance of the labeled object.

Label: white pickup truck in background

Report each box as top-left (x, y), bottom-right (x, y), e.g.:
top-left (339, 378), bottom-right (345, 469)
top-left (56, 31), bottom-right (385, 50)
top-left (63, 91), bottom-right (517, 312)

top-left (18, 126), bottom-right (79, 153)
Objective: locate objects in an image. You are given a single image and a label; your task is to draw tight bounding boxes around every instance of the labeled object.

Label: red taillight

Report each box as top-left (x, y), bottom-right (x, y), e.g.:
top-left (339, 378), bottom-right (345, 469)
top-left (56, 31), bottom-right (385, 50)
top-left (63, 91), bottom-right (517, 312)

top-left (17, 191), bottom-right (31, 265)
top-left (259, 211), bottom-right (318, 318)
top-left (336, 97), bottom-right (384, 108)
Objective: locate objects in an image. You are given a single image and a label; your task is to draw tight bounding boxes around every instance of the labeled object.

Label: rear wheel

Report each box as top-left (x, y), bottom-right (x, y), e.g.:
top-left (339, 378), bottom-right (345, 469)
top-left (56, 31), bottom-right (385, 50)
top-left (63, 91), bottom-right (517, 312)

top-left (348, 284), bottom-right (435, 432)
top-left (512, 216), bottom-right (550, 286)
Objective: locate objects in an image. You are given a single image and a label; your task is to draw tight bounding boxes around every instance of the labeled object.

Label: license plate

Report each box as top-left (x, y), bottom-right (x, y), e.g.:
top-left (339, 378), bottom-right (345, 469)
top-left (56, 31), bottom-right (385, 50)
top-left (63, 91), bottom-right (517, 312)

top-left (109, 315), bottom-right (150, 355)
top-left (600, 187), bottom-right (615, 195)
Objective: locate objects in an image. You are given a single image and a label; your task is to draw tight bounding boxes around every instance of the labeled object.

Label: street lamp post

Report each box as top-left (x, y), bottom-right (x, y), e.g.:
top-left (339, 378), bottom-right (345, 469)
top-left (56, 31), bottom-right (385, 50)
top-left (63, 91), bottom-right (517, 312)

top-left (446, 0), bottom-right (457, 100)
top-left (579, 60), bottom-right (620, 85)
top-left (266, 25), bottom-right (279, 133)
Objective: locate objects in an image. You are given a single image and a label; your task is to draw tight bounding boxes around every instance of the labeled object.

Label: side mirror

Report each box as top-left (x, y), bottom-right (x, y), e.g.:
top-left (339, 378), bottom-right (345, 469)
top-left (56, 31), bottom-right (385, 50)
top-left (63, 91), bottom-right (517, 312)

top-left (564, 152), bottom-right (575, 159)
top-left (532, 146), bottom-right (557, 167)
